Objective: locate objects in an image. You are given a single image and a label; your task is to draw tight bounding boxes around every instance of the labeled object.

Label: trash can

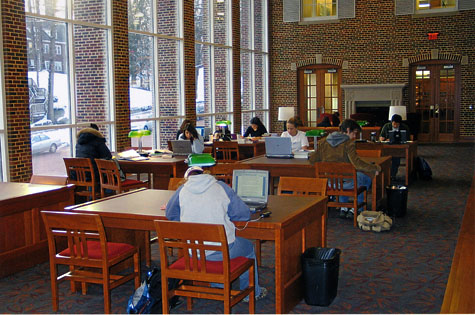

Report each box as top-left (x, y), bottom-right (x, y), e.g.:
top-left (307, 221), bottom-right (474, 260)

top-left (386, 185), bottom-right (408, 217)
top-left (301, 247), bottom-right (341, 306)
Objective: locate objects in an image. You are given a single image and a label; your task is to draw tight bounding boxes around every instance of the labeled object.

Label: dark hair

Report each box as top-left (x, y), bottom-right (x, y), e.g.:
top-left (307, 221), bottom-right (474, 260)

top-left (339, 119), bottom-right (361, 133)
top-left (250, 116), bottom-right (264, 127)
top-left (90, 123), bottom-right (99, 131)
top-left (183, 123), bottom-right (199, 139)
top-left (180, 119), bottom-right (193, 132)
top-left (391, 114), bottom-right (402, 123)
top-left (287, 116), bottom-right (303, 128)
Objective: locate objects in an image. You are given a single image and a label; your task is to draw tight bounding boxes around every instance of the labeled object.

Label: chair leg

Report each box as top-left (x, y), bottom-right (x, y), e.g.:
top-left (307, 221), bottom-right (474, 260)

top-left (224, 284), bottom-right (231, 314)
top-left (50, 263), bottom-right (59, 312)
top-left (145, 231), bottom-right (151, 267)
top-left (134, 251), bottom-right (141, 289)
top-left (249, 263), bottom-right (256, 314)
top-left (103, 272), bottom-right (111, 314)
top-left (186, 297), bottom-right (193, 311)
top-left (161, 276), bottom-right (170, 314)
top-left (255, 240), bottom-right (262, 266)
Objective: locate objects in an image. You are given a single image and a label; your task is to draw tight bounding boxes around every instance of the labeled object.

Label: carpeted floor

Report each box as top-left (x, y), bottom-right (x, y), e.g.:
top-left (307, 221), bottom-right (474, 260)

top-left (0, 143), bottom-right (473, 314)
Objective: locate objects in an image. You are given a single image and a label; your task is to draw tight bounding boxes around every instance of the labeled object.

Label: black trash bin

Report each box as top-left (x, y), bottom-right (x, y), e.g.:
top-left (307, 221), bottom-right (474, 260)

top-left (301, 247), bottom-right (341, 306)
top-left (386, 185), bottom-right (408, 217)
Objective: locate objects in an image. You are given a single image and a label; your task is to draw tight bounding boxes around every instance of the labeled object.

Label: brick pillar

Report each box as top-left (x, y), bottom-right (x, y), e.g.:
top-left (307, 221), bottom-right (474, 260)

top-left (232, 0), bottom-right (241, 133)
top-left (183, 1), bottom-right (196, 123)
top-left (2, 0), bottom-right (31, 182)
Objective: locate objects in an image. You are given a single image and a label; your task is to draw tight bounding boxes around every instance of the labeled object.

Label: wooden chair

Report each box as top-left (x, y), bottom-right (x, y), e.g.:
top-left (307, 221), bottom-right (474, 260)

top-left (168, 177), bottom-right (185, 190)
top-left (154, 220), bottom-right (255, 314)
top-left (208, 163), bottom-right (250, 186)
top-left (63, 157), bottom-right (100, 202)
top-left (41, 211), bottom-right (140, 314)
top-left (95, 159), bottom-right (149, 198)
top-left (30, 175), bottom-right (68, 185)
top-left (315, 161), bottom-right (367, 227)
top-left (277, 177), bottom-right (328, 196)
top-left (356, 149), bottom-right (382, 157)
top-left (212, 141), bottom-right (240, 163)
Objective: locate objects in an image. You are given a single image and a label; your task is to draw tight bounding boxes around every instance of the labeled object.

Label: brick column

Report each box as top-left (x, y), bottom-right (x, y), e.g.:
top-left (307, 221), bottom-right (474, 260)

top-left (2, 0), bottom-right (31, 182)
top-left (183, 1), bottom-right (196, 122)
top-left (232, 0), bottom-right (241, 133)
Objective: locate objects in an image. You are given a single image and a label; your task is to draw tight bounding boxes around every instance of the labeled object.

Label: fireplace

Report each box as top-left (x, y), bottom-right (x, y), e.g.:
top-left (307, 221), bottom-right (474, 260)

top-left (341, 84), bottom-right (406, 126)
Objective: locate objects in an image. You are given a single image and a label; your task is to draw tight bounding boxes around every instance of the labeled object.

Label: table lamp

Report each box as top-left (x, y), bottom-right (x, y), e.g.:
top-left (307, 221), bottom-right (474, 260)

top-left (306, 129), bottom-right (326, 150)
top-left (128, 129), bottom-right (151, 153)
top-left (278, 107), bottom-right (294, 131)
top-left (388, 106), bottom-right (407, 121)
top-left (187, 153), bottom-right (216, 167)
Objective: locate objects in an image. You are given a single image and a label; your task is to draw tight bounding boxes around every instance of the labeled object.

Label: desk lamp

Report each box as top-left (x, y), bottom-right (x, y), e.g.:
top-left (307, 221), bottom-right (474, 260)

top-left (187, 153), bottom-right (216, 167)
top-left (356, 121), bottom-right (368, 140)
top-left (278, 107), bottom-right (294, 131)
top-left (128, 129), bottom-right (151, 153)
top-left (215, 120), bottom-right (231, 139)
top-left (305, 129), bottom-right (326, 151)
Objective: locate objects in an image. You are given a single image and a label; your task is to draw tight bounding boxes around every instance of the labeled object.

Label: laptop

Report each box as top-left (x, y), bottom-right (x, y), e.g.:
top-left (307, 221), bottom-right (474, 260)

top-left (170, 140), bottom-right (193, 156)
top-left (232, 169), bottom-right (269, 211)
top-left (265, 137), bottom-right (294, 158)
top-left (388, 130), bottom-right (408, 144)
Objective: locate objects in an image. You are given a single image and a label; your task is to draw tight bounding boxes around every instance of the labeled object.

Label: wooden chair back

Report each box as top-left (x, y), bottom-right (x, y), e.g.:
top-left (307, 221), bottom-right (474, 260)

top-left (41, 211), bottom-right (140, 313)
top-left (154, 220), bottom-right (255, 314)
top-left (168, 177), bottom-right (185, 190)
top-left (208, 163), bottom-right (250, 186)
top-left (356, 149), bottom-right (382, 157)
top-left (30, 175), bottom-right (68, 185)
top-left (63, 157), bottom-right (98, 202)
top-left (315, 161), bottom-right (367, 227)
top-left (212, 141), bottom-right (240, 163)
top-left (95, 159), bottom-right (149, 198)
top-left (277, 177), bottom-right (327, 196)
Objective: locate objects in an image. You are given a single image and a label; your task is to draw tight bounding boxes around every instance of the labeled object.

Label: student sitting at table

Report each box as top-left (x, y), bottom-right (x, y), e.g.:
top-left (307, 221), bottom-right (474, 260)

top-left (166, 165), bottom-right (268, 302)
top-left (309, 119), bottom-right (380, 219)
top-left (243, 116), bottom-right (267, 137)
top-left (281, 116), bottom-right (309, 151)
top-left (178, 123), bottom-right (205, 154)
top-left (176, 119), bottom-right (193, 140)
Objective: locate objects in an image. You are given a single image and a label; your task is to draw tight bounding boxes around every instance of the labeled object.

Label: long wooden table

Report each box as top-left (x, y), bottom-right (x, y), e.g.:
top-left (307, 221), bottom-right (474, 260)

top-left (118, 156), bottom-right (188, 189)
top-left (0, 182), bottom-right (75, 277)
top-left (204, 140), bottom-right (266, 160)
top-left (65, 188), bottom-right (327, 313)
top-left (239, 155), bottom-right (391, 210)
top-left (356, 141), bottom-right (418, 185)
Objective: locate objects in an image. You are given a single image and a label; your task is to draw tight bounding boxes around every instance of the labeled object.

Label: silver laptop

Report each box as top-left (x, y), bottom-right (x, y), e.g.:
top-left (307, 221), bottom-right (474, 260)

top-left (170, 140), bottom-right (193, 156)
top-left (265, 137), bottom-right (294, 158)
top-left (232, 169), bottom-right (269, 211)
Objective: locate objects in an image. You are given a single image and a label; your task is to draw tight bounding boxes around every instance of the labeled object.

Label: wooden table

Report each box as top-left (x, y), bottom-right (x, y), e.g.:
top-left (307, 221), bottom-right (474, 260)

top-left (0, 182), bottom-right (75, 277)
top-left (356, 141), bottom-right (418, 185)
top-left (118, 156), bottom-right (188, 189)
top-left (239, 155), bottom-right (391, 210)
top-left (65, 188), bottom-right (327, 314)
top-left (204, 140), bottom-right (266, 160)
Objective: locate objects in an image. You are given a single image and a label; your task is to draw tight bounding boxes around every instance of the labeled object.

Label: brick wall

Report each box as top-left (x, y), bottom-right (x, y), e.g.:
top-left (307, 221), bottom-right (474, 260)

top-left (269, 0), bottom-right (475, 139)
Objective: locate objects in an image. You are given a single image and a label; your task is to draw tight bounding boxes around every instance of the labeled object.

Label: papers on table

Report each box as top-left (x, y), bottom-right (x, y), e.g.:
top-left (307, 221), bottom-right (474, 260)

top-left (117, 149), bottom-right (148, 161)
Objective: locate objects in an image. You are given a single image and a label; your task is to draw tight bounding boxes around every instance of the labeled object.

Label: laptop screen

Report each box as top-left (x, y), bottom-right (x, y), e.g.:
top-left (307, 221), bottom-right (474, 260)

top-left (232, 169), bottom-right (269, 202)
top-left (388, 130), bottom-right (407, 144)
top-left (170, 140), bottom-right (193, 155)
top-left (264, 137), bottom-right (293, 157)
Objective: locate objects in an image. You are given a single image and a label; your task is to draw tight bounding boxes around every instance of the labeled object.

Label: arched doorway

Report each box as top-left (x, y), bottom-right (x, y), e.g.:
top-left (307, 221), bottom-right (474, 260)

top-left (410, 60), bottom-right (461, 142)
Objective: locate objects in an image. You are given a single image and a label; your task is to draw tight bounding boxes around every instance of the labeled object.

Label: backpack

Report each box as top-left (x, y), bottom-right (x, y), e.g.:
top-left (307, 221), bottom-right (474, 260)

top-left (357, 211), bottom-right (393, 232)
top-left (126, 267), bottom-right (180, 314)
top-left (415, 156), bottom-right (432, 180)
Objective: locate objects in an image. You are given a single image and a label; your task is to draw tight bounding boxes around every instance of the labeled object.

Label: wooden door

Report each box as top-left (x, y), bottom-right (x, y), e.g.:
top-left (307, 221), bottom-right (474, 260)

top-left (411, 62), bottom-right (460, 142)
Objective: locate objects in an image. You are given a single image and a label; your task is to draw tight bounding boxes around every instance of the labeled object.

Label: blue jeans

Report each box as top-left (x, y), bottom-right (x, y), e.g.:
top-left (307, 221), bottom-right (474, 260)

top-left (206, 236), bottom-right (262, 296)
top-left (339, 171), bottom-right (372, 210)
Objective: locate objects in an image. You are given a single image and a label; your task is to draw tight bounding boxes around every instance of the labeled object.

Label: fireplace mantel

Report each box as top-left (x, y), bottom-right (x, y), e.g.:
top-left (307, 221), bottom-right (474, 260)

top-left (341, 84), bottom-right (406, 117)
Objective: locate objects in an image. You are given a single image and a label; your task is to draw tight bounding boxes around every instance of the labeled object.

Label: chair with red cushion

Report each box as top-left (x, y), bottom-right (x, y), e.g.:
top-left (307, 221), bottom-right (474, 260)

top-left (41, 211), bottom-right (140, 314)
top-left (154, 220), bottom-right (255, 314)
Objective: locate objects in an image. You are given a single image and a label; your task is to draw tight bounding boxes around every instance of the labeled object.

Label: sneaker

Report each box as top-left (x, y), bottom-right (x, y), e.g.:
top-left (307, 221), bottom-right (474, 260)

top-left (346, 208), bottom-right (355, 219)
top-left (339, 207), bottom-right (349, 218)
top-left (244, 287), bottom-right (268, 302)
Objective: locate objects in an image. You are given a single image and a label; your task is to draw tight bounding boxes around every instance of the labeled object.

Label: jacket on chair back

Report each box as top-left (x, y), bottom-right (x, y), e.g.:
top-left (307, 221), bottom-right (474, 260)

top-left (75, 127), bottom-right (112, 180)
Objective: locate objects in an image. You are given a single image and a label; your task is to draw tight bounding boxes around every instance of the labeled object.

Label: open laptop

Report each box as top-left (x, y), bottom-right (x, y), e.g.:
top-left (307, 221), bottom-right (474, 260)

top-left (170, 140), bottom-right (193, 156)
top-left (388, 130), bottom-right (408, 144)
top-left (265, 137), bottom-right (294, 158)
top-left (232, 169), bottom-right (269, 211)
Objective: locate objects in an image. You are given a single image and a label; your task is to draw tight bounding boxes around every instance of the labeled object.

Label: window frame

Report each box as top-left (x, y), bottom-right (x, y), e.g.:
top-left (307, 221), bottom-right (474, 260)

top-left (301, 0), bottom-right (338, 22)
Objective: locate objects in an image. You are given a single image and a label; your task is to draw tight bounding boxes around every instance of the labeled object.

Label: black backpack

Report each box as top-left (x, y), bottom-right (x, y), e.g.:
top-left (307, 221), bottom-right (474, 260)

top-left (127, 267), bottom-right (180, 314)
top-left (415, 156), bottom-right (432, 180)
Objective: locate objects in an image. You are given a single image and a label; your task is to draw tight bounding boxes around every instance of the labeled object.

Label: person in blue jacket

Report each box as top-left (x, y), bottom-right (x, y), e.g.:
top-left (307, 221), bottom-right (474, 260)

top-left (166, 166), bottom-right (267, 301)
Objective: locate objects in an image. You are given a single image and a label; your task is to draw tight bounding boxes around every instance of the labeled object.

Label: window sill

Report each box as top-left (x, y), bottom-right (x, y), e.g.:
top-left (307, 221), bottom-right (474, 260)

top-left (412, 9), bottom-right (458, 18)
top-left (299, 18), bottom-right (340, 25)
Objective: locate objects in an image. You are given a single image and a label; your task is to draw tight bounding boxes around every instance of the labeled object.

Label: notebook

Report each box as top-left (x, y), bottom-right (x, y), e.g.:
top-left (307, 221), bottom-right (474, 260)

top-left (232, 169), bottom-right (269, 211)
top-left (170, 140), bottom-right (193, 156)
top-left (265, 137), bottom-right (294, 158)
top-left (388, 130), bottom-right (407, 144)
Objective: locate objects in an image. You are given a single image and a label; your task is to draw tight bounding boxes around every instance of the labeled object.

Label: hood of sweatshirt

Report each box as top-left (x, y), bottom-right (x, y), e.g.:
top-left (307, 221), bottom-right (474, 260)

top-left (183, 173), bottom-right (217, 194)
top-left (326, 131), bottom-right (350, 147)
top-left (77, 127), bottom-right (105, 145)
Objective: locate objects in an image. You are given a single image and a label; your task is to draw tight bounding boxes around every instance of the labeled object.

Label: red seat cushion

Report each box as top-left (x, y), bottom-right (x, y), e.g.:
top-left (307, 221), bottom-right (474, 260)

top-left (59, 241), bottom-right (134, 259)
top-left (121, 179), bottom-right (146, 187)
top-left (170, 256), bottom-right (251, 274)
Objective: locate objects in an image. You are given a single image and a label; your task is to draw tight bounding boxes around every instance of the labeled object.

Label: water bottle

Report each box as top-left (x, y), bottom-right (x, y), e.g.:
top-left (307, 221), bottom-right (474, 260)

top-left (371, 132), bottom-right (377, 142)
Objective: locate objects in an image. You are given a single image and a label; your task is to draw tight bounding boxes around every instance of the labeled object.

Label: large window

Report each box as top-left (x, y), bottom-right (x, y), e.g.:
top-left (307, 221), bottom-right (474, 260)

top-left (302, 0), bottom-right (336, 20)
top-left (240, 0), bottom-right (269, 135)
top-left (195, 0), bottom-right (233, 132)
top-left (416, 0), bottom-right (456, 11)
top-left (26, 0), bottom-right (112, 176)
top-left (128, 0), bottom-right (184, 149)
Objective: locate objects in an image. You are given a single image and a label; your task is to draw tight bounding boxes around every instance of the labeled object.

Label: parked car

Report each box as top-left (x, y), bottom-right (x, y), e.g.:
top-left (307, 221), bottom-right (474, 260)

top-left (31, 133), bottom-right (62, 154)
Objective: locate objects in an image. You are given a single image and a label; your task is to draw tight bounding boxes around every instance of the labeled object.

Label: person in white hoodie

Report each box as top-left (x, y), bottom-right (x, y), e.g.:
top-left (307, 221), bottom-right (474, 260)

top-left (165, 166), bottom-right (267, 301)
